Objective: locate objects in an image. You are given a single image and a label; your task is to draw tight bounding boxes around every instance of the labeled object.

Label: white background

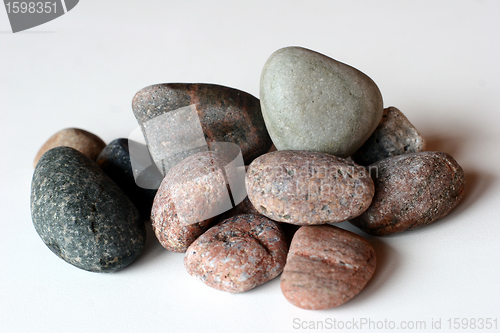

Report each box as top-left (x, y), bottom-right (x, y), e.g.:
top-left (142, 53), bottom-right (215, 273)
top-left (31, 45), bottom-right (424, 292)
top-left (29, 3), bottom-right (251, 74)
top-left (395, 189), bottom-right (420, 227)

top-left (1, 1), bottom-right (499, 332)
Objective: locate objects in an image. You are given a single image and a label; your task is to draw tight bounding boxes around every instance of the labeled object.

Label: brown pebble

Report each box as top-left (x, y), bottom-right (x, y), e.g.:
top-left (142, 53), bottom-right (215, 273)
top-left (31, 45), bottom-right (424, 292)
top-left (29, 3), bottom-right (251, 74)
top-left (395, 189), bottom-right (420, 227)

top-left (281, 225), bottom-right (376, 310)
top-left (132, 83), bottom-right (272, 174)
top-left (351, 106), bottom-right (426, 165)
top-left (151, 151), bottom-right (237, 252)
top-left (184, 214), bottom-right (288, 293)
top-left (245, 151), bottom-right (375, 225)
top-left (350, 151), bottom-right (465, 236)
top-left (34, 128), bottom-right (106, 167)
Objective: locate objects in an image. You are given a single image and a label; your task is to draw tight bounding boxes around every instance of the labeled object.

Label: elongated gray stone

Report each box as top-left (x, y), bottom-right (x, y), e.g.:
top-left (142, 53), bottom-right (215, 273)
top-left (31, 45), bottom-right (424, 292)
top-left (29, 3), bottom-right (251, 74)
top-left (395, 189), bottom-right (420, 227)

top-left (260, 46), bottom-right (383, 157)
top-left (31, 147), bottom-right (146, 272)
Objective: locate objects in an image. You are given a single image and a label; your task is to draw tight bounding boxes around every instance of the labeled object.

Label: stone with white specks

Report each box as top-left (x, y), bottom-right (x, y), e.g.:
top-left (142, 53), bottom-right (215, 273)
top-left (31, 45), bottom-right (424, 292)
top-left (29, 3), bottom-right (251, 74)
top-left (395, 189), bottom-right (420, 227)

top-left (31, 146), bottom-right (146, 272)
top-left (184, 214), bottom-right (288, 293)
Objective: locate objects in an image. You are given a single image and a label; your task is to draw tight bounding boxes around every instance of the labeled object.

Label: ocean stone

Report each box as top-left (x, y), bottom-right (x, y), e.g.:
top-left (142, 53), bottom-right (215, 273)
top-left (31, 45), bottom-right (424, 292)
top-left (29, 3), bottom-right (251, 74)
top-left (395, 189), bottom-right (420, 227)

top-left (132, 83), bottom-right (272, 174)
top-left (31, 147), bottom-right (146, 272)
top-left (184, 214), bottom-right (288, 293)
top-left (34, 128), bottom-right (106, 167)
top-left (351, 106), bottom-right (426, 165)
top-left (97, 139), bottom-right (163, 220)
top-left (281, 225), bottom-right (376, 310)
top-left (350, 151), bottom-right (465, 236)
top-left (245, 150), bottom-right (374, 225)
top-left (260, 46), bottom-right (383, 157)
top-left (151, 150), bottom-right (240, 252)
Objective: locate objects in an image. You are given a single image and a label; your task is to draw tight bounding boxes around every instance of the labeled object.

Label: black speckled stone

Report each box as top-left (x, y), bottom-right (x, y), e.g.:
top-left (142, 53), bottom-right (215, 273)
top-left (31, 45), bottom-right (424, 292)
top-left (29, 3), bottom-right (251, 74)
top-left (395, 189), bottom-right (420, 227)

top-left (97, 139), bottom-right (162, 220)
top-left (31, 146), bottom-right (146, 272)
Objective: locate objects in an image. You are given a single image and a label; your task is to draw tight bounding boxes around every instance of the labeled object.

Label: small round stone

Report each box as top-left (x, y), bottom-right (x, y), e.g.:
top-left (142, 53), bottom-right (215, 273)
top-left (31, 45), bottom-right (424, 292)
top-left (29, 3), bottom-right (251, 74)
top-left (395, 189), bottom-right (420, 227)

top-left (31, 147), bottom-right (146, 272)
top-left (245, 150), bottom-right (375, 225)
top-left (350, 151), bottom-right (465, 236)
top-left (351, 106), bottom-right (426, 165)
top-left (281, 225), bottom-right (376, 310)
top-left (34, 128), bottom-right (106, 167)
top-left (151, 151), bottom-right (235, 252)
top-left (184, 214), bottom-right (288, 293)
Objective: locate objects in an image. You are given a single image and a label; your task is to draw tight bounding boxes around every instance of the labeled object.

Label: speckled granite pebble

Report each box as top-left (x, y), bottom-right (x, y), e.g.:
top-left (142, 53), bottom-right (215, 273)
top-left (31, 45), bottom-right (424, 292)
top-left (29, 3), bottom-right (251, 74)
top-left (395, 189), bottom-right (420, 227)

top-left (350, 151), bottom-right (465, 236)
top-left (351, 107), bottom-right (426, 165)
top-left (281, 225), bottom-right (376, 310)
top-left (260, 47), bottom-right (383, 157)
top-left (185, 214), bottom-right (288, 293)
top-left (34, 128), bottom-right (106, 167)
top-left (97, 139), bottom-right (162, 219)
top-left (132, 83), bottom-right (272, 173)
top-left (151, 151), bottom-right (236, 252)
top-left (31, 147), bottom-right (146, 272)
top-left (245, 151), bottom-right (374, 225)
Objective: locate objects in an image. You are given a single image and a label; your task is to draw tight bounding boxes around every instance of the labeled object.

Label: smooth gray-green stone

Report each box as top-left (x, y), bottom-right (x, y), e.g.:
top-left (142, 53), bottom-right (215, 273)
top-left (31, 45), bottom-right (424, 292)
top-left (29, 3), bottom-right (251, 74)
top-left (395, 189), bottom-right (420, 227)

top-left (260, 46), bottom-right (384, 157)
top-left (31, 146), bottom-right (146, 272)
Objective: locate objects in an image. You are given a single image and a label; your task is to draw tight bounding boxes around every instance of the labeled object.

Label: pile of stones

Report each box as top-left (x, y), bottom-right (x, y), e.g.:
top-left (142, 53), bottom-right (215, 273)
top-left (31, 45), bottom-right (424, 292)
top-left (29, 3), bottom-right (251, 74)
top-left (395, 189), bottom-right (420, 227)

top-left (31, 46), bottom-right (465, 310)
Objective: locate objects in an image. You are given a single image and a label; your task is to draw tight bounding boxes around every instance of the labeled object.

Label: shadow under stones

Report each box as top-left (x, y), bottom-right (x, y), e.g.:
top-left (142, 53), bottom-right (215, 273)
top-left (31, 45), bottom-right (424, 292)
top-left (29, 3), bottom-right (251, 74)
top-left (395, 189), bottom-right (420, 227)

top-left (453, 170), bottom-right (496, 215)
top-left (130, 221), bottom-right (168, 270)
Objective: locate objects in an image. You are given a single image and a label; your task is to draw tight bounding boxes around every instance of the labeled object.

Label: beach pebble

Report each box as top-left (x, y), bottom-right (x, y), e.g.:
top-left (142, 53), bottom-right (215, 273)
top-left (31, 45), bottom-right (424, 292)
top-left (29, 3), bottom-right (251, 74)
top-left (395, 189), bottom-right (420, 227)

top-left (350, 151), bottom-right (465, 236)
top-left (245, 150), bottom-right (374, 225)
top-left (34, 128), bottom-right (106, 167)
top-left (260, 46), bottom-right (383, 157)
top-left (132, 83), bottom-right (272, 174)
top-left (184, 214), bottom-right (288, 293)
top-left (351, 107), bottom-right (426, 165)
top-left (151, 151), bottom-right (237, 252)
top-left (31, 147), bottom-right (146, 272)
top-left (97, 139), bottom-right (163, 219)
top-left (281, 225), bottom-right (376, 310)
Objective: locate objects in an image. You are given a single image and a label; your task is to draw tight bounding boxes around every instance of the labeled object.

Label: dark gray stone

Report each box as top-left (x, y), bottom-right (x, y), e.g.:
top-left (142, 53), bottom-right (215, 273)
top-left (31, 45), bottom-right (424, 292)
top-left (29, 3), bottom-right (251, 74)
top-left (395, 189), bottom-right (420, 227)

top-left (351, 107), bottom-right (426, 165)
top-left (97, 139), bottom-right (162, 219)
top-left (31, 146), bottom-right (146, 272)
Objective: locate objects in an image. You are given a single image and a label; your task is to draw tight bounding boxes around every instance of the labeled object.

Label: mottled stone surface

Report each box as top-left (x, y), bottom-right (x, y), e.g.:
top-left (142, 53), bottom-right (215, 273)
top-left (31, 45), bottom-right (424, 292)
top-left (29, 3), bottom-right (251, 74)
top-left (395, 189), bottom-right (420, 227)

top-left (97, 139), bottom-right (162, 220)
top-left (245, 151), bottom-right (375, 225)
top-left (185, 214), bottom-right (288, 293)
top-left (34, 128), bottom-right (106, 167)
top-left (281, 225), bottom-right (376, 310)
top-left (351, 107), bottom-right (426, 165)
top-left (151, 151), bottom-right (236, 252)
top-left (132, 83), bottom-right (272, 173)
top-left (350, 151), bottom-right (465, 236)
top-left (260, 46), bottom-right (383, 157)
top-left (31, 147), bottom-right (146, 272)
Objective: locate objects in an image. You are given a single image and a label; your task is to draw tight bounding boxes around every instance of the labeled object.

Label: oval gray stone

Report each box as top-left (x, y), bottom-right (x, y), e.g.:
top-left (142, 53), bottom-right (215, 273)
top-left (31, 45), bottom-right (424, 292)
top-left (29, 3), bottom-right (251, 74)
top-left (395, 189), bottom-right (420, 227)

top-left (260, 46), bottom-right (384, 157)
top-left (31, 147), bottom-right (146, 272)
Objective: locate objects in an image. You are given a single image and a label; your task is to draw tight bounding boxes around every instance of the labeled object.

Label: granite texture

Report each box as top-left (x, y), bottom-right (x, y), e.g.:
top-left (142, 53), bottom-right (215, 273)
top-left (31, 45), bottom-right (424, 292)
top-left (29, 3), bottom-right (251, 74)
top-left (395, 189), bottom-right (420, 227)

top-left (281, 225), bottom-right (376, 310)
top-left (184, 214), bottom-right (288, 293)
top-left (350, 151), bottom-right (465, 236)
top-left (31, 147), bottom-right (146, 272)
top-left (151, 151), bottom-right (236, 252)
top-left (260, 46), bottom-right (383, 157)
top-left (34, 128), bottom-right (106, 167)
top-left (245, 151), bottom-right (375, 224)
top-left (97, 138), bottom-right (162, 220)
top-left (351, 107), bottom-right (426, 165)
top-left (132, 83), bottom-right (272, 174)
